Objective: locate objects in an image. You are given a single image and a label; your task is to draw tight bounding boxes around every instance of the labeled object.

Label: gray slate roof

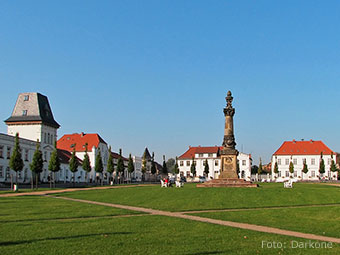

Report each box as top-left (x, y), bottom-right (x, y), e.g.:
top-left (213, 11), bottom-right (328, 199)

top-left (5, 92), bottom-right (60, 128)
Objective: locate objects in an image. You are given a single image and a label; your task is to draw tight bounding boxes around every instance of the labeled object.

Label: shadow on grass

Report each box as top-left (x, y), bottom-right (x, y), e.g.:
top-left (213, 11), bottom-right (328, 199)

top-left (0, 232), bottom-right (133, 246)
top-left (185, 251), bottom-right (229, 255)
top-left (0, 214), bottom-right (140, 223)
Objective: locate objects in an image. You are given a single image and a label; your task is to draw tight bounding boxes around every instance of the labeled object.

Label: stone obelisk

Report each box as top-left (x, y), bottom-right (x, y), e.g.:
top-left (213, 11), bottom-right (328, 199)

top-left (219, 91), bottom-right (239, 179)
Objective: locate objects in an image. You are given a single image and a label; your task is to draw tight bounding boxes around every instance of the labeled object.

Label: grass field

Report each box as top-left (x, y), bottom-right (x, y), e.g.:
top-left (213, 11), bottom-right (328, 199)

top-left (58, 183), bottom-right (340, 211)
top-left (1, 183), bottom-right (339, 254)
top-left (191, 206), bottom-right (340, 238)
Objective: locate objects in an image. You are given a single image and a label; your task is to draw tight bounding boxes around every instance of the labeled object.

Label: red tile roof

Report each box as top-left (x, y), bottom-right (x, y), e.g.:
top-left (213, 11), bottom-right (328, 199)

top-left (178, 146), bottom-right (223, 159)
top-left (273, 140), bottom-right (334, 156)
top-left (57, 149), bottom-right (83, 164)
top-left (57, 133), bottom-right (107, 152)
top-left (111, 151), bottom-right (128, 161)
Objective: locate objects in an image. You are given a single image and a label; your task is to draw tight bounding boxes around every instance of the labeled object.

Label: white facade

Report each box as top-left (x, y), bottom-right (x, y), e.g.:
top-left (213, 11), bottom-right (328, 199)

top-left (271, 154), bottom-right (338, 182)
top-left (178, 147), bottom-right (252, 181)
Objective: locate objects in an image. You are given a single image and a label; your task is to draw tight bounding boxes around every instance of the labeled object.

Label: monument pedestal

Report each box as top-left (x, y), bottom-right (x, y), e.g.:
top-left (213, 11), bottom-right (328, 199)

top-left (197, 178), bottom-right (258, 188)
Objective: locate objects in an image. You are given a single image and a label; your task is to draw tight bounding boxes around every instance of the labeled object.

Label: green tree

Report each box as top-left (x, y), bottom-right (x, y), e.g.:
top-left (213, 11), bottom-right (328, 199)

top-left (319, 152), bottom-right (325, 177)
top-left (151, 152), bottom-right (157, 175)
top-left (302, 160), bottom-right (308, 180)
top-left (273, 162), bottom-right (279, 178)
top-left (30, 141), bottom-right (44, 189)
top-left (106, 146), bottom-right (114, 184)
top-left (289, 161), bottom-right (294, 178)
top-left (116, 149), bottom-right (125, 183)
top-left (190, 157), bottom-right (196, 177)
top-left (48, 142), bottom-right (60, 188)
top-left (141, 153), bottom-right (147, 181)
top-left (204, 159), bottom-right (209, 177)
top-left (127, 153), bottom-right (135, 182)
top-left (69, 148), bottom-right (79, 187)
top-left (166, 158), bottom-right (176, 173)
top-left (330, 153), bottom-right (338, 180)
top-left (9, 133), bottom-right (24, 190)
top-left (162, 155), bottom-right (168, 175)
top-left (95, 149), bottom-right (104, 185)
top-left (173, 157), bottom-right (179, 175)
top-left (82, 143), bottom-right (91, 183)
top-left (258, 158), bottom-right (263, 175)
top-left (251, 165), bottom-right (259, 174)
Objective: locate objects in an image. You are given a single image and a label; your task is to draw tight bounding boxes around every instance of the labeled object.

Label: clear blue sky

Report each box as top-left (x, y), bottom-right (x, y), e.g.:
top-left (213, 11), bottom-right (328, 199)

top-left (1, 1), bottom-right (340, 164)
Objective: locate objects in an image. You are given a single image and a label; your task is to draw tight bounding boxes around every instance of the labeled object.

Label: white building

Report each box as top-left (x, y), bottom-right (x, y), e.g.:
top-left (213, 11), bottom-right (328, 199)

top-left (178, 146), bottom-right (252, 180)
top-left (271, 140), bottom-right (339, 182)
top-left (57, 133), bottom-right (109, 183)
top-left (0, 92), bottom-right (83, 184)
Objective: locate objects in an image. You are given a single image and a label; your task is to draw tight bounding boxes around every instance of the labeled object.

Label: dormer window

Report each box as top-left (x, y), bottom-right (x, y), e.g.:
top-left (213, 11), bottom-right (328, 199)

top-left (22, 110), bottom-right (27, 116)
top-left (24, 95), bottom-right (29, 101)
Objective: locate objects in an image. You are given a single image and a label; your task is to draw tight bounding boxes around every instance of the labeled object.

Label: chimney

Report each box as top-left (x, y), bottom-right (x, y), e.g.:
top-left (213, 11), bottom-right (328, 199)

top-left (310, 139), bottom-right (313, 143)
top-left (293, 139), bottom-right (296, 143)
top-left (81, 132), bottom-right (85, 137)
top-left (301, 139), bottom-right (304, 141)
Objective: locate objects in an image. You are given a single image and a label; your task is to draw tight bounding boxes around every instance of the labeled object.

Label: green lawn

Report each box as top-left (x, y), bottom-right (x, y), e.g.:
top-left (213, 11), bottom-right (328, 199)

top-left (1, 184), bottom-right (340, 254)
top-left (57, 183), bottom-right (340, 212)
top-left (1, 196), bottom-right (339, 254)
top-left (191, 206), bottom-right (340, 238)
top-left (0, 196), bottom-right (142, 223)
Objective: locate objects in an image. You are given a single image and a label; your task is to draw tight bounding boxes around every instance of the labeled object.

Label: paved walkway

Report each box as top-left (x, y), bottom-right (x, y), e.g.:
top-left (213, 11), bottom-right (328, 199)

top-left (0, 184), bottom-right (156, 197)
top-left (50, 195), bottom-right (340, 244)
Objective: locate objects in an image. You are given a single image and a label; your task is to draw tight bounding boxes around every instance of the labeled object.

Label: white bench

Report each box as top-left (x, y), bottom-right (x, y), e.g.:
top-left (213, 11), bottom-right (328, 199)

top-left (175, 181), bottom-right (183, 188)
top-left (161, 180), bottom-right (168, 188)
top-left (284, 180), bottom-right (293, 188)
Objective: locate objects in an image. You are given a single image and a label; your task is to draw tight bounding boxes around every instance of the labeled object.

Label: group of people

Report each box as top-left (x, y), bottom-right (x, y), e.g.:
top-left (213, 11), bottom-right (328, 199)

top-left (162, 177), bottom-right (172, 187)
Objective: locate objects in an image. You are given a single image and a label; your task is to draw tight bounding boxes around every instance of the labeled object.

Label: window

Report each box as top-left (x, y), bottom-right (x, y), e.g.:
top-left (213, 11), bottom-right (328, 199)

top-left (215, 160), bottom-right (219, 166)
top-left (24, 95), bottom-right (29, 101)
top-left (285, 171), bottom-right (289, 177)
top-left (293, 159), bottom-right (297, 165)
top-left (208, 153), bottom-right (213, 157)
top-left (202, 161), bottom-right (205, 166)
top-left (294, 171), bottom-right (297, 177)
top-left (22, 110), bottom-right (28, 116)
top-left (311, 171), bottom-right (315, 177)
top-left (278, 171), bottom-right (281, 177)
top-left (24, 168), bottom-right (28, 178)
top-left (285, 159), bottom-right (289, 165)
top-left (44, 151), bottom-right (47, 161)
top-left (18, 171), bottom-right (22, 179)
top-left (180, 161), bottom-right (184, 166)
top-left (327, 158), bottom-right (331, 165)
top-left (25, 149), bottom-right (29, 161)
top-left (186, 171), bottom-right (190, 177)
top-left (278, 159), bottom-right (281, 165)
top-left (302, 158), bottom-right (306, 164)
top-left (199, 154), bottom-right (203, 158)
top-left (186, 161), bottom-right (190, 166)
top-left (311, 158), bottom-right (315, 165)
top-left (44, 133), bottom-right (47, 143)
top-left (242, 160), bottom-right (246, 166)
top-left (48, 133), bottom-right (50, 144)
top-left (7, 147), bottom-right (11, 159)
top-left (0, 145), bottom-right (3, 158)
top-left (6, 167), bottom-right (10, 178)
top-left (0, 166), bottom-right (3, 178)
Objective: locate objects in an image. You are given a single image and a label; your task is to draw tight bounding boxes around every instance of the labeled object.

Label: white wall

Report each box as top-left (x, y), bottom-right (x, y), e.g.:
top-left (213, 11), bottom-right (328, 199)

top-left (271, 154), bottom-right (338, 181)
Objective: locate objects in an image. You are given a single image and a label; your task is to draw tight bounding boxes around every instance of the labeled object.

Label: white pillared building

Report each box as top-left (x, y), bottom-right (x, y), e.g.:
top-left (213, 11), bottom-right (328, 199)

top-left (178, 146), bottom-right (252, 181)
top-left (271, 140), bottom-right (339, 181)
top-left (0, 92), bottom-right (83, 184)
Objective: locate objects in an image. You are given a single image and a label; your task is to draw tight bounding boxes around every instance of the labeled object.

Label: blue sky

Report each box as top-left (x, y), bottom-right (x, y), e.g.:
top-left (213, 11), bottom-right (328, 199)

top-left (1, 1), bottom-right (340, 164)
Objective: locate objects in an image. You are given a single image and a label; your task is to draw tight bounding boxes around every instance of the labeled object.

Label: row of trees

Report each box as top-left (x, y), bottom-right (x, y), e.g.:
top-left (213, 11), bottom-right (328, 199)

top-left (8, 133), bottom-right (138, 190)
top-left (273, 152), bottom-right (339, 179)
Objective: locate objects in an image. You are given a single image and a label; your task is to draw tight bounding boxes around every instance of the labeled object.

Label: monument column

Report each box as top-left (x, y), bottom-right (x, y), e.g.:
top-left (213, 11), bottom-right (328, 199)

top-left (220, 91), bottom-right (239, 179)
